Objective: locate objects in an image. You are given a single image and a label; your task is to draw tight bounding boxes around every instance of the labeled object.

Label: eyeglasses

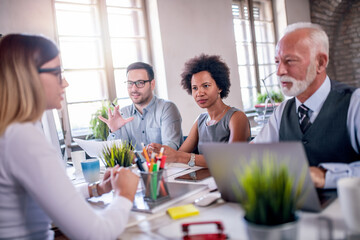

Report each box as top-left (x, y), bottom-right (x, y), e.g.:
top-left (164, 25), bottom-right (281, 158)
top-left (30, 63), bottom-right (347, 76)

top-left (126, 80), bottom-right (152, 88)
top-left (38, 67), bottom-right (64, 85)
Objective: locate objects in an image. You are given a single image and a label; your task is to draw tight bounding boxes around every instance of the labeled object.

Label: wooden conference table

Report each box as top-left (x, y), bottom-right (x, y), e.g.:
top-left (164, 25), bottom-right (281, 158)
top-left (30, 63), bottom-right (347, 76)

top-left (71, 163), bottom-right (355, 240)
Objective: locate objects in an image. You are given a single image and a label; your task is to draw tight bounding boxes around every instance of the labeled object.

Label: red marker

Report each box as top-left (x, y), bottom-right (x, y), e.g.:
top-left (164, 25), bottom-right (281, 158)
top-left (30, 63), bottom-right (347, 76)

top-left (160, 155), bottom-right (167, 169)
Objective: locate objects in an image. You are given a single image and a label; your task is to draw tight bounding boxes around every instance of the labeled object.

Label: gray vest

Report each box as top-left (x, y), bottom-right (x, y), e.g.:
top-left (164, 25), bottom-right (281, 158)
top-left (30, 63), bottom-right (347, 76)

top-left (279, 80), bottom-right (360, 166)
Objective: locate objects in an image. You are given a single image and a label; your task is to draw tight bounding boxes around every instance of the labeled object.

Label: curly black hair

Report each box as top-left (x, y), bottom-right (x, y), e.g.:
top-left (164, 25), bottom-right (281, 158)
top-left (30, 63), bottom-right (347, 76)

top-left (180, 54), bottom-right (231, 99)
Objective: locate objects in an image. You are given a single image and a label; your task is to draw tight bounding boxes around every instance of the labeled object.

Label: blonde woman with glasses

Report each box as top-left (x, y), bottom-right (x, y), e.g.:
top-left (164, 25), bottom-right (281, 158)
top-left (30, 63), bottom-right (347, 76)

top-left (0, 34), bottom-right (139, 240)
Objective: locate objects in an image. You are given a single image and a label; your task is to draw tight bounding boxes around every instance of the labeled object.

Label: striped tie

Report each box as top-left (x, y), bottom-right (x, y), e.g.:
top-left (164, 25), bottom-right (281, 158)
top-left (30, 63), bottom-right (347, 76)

top-left (298, 104), bottom-right (311, 133)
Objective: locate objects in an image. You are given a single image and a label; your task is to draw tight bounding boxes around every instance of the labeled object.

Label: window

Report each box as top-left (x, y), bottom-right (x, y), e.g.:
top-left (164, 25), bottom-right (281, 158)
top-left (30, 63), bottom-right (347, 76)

top-left (54, 0), bottom-right (150, 142)
top-left (232, 0), bottom-right (279, 111)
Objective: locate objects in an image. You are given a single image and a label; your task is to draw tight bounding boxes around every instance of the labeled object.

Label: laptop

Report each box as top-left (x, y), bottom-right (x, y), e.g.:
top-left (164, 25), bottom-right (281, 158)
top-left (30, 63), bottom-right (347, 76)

top-left (200, 142), bottom-right (337, 212)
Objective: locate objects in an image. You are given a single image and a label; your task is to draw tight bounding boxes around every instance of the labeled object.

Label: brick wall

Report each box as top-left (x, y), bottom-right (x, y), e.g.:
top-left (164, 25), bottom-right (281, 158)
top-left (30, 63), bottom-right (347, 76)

top-left (310, 0), bottom-right (360, 87)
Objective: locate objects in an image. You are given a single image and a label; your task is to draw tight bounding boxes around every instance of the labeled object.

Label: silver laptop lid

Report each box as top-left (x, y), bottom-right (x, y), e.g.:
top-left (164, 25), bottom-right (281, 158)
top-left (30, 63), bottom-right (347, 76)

top-left (201, 142), bottom-right (326, 212)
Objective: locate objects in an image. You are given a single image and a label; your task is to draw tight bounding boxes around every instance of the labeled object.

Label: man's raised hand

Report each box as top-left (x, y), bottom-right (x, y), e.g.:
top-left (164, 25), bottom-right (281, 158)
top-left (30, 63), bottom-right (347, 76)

top-left (98, 105), bottom-right (134, 133)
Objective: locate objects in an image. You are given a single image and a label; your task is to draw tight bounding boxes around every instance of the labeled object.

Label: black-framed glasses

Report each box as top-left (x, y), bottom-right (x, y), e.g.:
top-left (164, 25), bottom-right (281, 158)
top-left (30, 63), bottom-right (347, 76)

top-left (38, 67), bottom-right (64, 85)
top-left (126, 79), bottom-right (152, 88)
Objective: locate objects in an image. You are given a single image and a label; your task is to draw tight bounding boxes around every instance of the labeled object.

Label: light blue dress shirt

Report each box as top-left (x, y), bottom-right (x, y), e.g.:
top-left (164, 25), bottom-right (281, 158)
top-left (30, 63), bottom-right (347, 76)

top-left (108, 95), bottom-right (183, 151)
top-left (253, 76), bottom-right (360, 188)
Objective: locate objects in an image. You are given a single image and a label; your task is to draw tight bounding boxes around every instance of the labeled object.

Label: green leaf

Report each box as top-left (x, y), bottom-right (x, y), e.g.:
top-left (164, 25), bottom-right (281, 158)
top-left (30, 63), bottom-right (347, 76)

top-left (87, 100), bottom-right (116, 141)
top-left (100, 140), bottom-right (134, 168)
top-left (256, 90), bottom-right (284, 104)
top-left (234, 153), bottom-right (307, 225)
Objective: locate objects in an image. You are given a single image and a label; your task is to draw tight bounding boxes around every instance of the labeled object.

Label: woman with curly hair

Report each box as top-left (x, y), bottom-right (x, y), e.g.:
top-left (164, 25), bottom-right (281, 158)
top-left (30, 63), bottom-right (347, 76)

top-left (149, 54), bottom-right (250, 167)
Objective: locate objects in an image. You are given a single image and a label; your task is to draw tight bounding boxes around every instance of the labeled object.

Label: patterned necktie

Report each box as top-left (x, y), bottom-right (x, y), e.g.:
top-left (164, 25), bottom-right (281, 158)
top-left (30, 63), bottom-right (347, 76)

top-left (298, 104), bottom-right (311, 133)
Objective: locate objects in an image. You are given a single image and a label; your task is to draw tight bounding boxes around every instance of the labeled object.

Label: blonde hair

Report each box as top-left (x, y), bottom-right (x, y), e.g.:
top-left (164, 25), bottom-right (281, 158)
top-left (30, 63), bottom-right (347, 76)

top-left (0, 34), bottom-right (59, 135)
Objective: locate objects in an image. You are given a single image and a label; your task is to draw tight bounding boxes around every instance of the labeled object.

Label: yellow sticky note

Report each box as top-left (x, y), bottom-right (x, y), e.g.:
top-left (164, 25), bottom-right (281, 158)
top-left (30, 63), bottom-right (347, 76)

top-left (167, 204), bottom-right (199, 220)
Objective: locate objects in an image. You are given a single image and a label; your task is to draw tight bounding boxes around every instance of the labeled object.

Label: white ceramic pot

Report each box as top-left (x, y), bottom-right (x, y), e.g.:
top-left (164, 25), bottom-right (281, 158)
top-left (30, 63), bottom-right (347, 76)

top-left (244, 217), bottom-right (299, 240)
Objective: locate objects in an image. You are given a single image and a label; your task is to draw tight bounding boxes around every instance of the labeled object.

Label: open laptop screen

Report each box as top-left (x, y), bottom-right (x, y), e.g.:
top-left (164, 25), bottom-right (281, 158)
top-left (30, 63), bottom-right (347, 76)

top-left (200, 142), bottom-right (336, 212)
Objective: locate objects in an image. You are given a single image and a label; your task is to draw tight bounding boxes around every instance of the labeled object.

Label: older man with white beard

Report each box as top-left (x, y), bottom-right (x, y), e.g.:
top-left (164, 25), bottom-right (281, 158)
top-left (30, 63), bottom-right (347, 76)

top-left (253, 22), bottom-right (360, 189)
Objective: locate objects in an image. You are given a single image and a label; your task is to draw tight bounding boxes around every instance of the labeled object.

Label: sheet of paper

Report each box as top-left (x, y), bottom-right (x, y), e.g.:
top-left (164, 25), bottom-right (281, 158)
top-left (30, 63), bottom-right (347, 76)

top-left (73, 138), bottom-right (122, 158)
top-left (164, 167), bottom-right (190, 179)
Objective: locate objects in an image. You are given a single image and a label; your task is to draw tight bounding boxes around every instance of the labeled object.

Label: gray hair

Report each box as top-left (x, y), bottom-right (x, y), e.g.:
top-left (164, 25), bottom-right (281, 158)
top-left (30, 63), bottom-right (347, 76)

top-left (283, 22), bottom-right (329, 60)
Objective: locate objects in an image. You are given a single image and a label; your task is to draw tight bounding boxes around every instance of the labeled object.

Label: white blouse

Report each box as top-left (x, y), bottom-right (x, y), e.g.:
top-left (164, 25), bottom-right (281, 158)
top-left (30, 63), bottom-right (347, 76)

top-left (0, 122), bottom-right (132, 239)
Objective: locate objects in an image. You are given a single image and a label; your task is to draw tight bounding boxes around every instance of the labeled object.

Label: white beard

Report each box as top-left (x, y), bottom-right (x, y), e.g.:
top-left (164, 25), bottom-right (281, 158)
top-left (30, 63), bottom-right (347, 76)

top-left (279, 62), bottom-right (317, 97)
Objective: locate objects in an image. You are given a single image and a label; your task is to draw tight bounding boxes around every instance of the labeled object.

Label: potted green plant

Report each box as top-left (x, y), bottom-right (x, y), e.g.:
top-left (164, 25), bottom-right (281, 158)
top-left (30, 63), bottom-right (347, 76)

top-left (87, 100), bottom-right (114, 141)
top-left (233, 154), bottom-right (307, 240)
top-left (256, 90), bottom-right (284, 105)
top-left (100, 141), bottom-right (134, 168)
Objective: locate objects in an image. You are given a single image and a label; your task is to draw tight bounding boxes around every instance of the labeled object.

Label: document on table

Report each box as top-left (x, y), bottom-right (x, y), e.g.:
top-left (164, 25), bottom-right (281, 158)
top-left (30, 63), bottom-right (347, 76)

top-left (164, 166), bottom-right (190, 179)
top-left (73, 138), bottom-right (122, 158)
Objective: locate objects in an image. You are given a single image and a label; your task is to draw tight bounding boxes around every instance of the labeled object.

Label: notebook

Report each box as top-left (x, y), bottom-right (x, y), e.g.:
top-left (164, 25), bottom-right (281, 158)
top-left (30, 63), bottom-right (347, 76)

top-left (200, 142), bottom-right (337, 212)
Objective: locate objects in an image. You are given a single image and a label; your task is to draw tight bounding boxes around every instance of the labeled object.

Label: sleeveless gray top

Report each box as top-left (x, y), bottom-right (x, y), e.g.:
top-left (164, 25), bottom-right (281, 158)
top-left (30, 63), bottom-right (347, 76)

top-left (197, 107), bottom-right (239, 154)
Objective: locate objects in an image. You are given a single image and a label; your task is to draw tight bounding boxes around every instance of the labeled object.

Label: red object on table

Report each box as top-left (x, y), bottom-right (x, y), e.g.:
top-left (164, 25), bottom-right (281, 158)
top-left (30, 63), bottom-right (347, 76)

top-left (182, 221), bottom-right (227, 240)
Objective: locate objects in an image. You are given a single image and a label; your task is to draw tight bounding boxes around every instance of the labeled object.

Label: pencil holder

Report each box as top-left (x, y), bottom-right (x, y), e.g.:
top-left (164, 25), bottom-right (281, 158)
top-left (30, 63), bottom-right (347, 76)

top-left (140, 170), bottom-right (169, 202)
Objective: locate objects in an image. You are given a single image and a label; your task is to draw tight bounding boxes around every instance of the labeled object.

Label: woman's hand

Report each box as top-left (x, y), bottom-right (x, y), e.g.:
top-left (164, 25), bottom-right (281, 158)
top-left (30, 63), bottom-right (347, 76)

top-left (111, 167), bottom-right (139, 202)
top-left (148, 143), bottom-right (178, 163)
top-left (97, 166), bottom-right (114, 196)
top-left (147, 143), bottom-right (162, 155)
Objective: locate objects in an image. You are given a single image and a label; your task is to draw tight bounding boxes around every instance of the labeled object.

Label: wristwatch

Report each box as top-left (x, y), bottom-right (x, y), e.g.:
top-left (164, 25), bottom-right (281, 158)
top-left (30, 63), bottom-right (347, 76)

top-left (89, 182), bottom-right (99, 197)
top-left (188, 153), bottom-right (196, 167)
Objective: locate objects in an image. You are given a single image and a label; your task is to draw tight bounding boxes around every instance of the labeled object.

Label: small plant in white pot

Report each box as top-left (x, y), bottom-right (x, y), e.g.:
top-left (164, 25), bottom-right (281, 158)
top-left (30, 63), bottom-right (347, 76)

top-left (233, 155), bottom-right (307, 240)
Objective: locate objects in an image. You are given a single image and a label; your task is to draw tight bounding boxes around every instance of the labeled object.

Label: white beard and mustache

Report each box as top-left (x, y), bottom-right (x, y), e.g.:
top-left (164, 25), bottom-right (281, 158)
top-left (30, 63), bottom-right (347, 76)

top-left (279, 61), bottom-right (317, 97)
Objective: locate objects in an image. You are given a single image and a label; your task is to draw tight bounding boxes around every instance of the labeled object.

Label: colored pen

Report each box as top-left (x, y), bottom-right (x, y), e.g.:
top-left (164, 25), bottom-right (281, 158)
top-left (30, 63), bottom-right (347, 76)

top-left (142, 161), bottom-right (149, 172)
top-left (111, 103), bottom-right (116, 107)
top-left (135, 157), bottom-right (145, 171)
top-left (150, 152), bottom-right (156, 163)
top-left (134, 152), bottom-right (145, 171)
top-left (151, 152), bottom-right (157, 172)
top-left (149, 162), bottom-right (153, 172)
top-left (159, 147), bottom-right (164, 159)
top-left (134, 152), bottom-right (141, 161)
top-left (160, 155), bottom-right (167, 169)
top-left (153, 163), bottom-right (158, 173)
top-left (156, 157), bottom-right (161, 170)
top-left (141, 143), bottom-right (150, 163)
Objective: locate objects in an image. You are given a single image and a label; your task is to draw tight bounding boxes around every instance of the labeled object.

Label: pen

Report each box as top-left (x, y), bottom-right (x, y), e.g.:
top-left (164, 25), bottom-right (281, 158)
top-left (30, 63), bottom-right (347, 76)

top-left (142, 161), bottom-right (149, 172)
top-left (111, 103), bottom-right (116, 107)
top-left (151, 171), bottom-right (158, 200)
top-left (135, 151), bottom-right (149, 172)
top-left (134, 153), bottom-right (145, 171)
top-left (134, 152), bottom-right (142, 161)
top-left (160, 155), bottom-right (167, 169)
top-left (153, 163), bottom-right (158, 173)
top-left (149, 152), bottom-right (156, 172)
top-left (159, 147), bottom-right (164, 159)
top-left (141, 142), bottom-right (150, 163)
top-left (156, 157), bottom-right (161, 170)
top-left (135, 157), bottom-right (145, 171)
top-left (150, 152), bottom-right (156, 163)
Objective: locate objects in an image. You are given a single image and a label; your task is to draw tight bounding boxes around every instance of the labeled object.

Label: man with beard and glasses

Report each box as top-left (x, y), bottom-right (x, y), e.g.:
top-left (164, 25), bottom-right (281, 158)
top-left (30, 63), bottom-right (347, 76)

top-left (99, 62), bottom-right (183, 151)
top-left (252, 22), bottom-right (360, 189)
